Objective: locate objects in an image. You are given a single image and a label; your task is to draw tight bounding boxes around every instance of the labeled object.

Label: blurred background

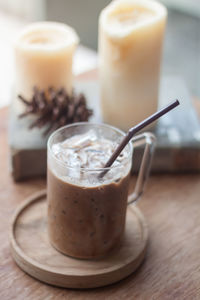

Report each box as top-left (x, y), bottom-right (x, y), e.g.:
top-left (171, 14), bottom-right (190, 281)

top-left (0, 0), bottom-right (199, 107)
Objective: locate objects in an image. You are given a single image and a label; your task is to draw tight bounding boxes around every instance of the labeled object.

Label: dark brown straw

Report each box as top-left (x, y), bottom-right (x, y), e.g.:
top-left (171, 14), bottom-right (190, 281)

top-left (99, 99), bottom-right (180, 178)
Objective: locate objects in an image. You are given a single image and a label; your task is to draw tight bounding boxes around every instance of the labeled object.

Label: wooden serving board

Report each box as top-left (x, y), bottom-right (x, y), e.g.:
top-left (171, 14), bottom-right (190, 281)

top-left (10, 190), bottom-right (148, 289)
top-left (9, 75), bottom-right (200, 181)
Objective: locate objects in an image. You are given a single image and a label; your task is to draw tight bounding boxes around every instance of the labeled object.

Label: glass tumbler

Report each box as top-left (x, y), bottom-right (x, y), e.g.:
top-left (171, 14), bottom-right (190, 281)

top-left (47, 123), bottom-right (156, 259)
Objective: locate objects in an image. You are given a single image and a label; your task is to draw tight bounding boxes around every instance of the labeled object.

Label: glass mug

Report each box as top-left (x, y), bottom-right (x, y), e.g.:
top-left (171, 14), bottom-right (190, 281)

top-left (47, 123), bottom-right (156, 259)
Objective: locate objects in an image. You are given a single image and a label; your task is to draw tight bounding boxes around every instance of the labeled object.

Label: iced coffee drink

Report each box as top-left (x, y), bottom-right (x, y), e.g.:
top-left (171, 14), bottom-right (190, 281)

top-left (47, 123), bottom-right (132, 259)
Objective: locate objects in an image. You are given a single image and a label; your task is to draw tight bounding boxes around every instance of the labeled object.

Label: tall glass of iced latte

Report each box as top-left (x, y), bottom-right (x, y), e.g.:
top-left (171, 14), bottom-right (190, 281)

top-left (47, 123), bottom-right (155, 259)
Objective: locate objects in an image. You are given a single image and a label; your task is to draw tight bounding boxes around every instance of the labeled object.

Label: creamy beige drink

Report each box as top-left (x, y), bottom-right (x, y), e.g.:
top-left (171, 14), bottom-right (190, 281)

top-left (99, 0), bottom-right (167, 131)
top-left (15, 22), bottom-right (79, 112)
top-left (47, 124), bottom-right (132, 259)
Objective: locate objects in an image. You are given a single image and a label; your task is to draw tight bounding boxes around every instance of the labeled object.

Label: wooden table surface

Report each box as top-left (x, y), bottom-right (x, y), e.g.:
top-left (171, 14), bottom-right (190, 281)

top-left (1, 106), bottom-right (200, 300)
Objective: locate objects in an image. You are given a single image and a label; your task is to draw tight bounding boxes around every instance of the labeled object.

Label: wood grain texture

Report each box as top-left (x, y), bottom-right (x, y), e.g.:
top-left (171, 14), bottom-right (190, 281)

top-left (10, 191), bottom-right (147, 289)
top-left (1, 107), bottom-right (200, 299)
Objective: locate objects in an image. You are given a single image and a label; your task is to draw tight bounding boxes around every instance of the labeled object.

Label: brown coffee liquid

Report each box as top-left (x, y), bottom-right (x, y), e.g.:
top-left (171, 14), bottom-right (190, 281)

top-left (47, 169), bottom-right (130, 259)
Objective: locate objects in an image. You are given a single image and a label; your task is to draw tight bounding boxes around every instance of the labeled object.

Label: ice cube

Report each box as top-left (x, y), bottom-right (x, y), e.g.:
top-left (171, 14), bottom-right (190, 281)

top-left (77, 150), bottom-right (88, 167)
top-left (61, 129), bottom-right (97, 150)
top-left (52, 143), bottom-right (61, 155)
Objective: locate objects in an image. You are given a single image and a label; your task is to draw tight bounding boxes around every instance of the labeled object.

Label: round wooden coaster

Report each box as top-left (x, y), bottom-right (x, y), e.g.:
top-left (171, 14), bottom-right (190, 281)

top-left (10, 190), bottom-right (148, 289)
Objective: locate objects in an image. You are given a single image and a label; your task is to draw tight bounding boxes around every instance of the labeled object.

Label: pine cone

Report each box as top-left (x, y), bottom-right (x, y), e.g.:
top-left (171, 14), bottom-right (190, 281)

top-left (18, 87), bottom-right (93, 135)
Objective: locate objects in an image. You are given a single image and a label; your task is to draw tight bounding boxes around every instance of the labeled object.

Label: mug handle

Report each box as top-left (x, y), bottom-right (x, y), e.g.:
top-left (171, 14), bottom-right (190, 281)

top-left (128, 132), bottom-right (156, 205)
